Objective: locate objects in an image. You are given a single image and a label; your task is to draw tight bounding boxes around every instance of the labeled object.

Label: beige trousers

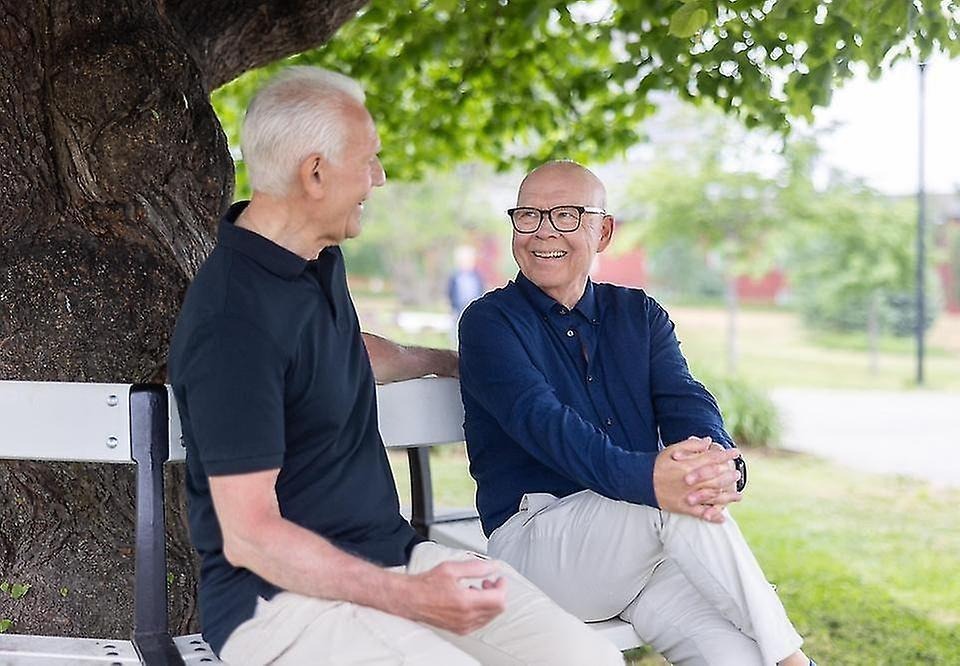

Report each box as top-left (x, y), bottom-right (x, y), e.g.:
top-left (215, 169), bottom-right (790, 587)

top-left (219, 541), bottom-right (624, 665)
top-left (488, 490), bottom-right (804, 666)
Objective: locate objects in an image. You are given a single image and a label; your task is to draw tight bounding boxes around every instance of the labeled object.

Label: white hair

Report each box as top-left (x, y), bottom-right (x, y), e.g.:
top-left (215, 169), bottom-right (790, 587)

top-left (240, 66), bottom-right (366, 196)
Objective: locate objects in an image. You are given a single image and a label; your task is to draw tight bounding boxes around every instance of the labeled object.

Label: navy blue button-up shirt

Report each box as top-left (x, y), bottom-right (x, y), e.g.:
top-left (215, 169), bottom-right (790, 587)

top-left (459, 273), bottom-right (733, 535)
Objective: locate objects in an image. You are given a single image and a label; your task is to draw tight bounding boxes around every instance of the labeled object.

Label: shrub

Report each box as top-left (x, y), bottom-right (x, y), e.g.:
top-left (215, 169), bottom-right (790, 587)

top-left (699, 373), bottom-right (781, 448)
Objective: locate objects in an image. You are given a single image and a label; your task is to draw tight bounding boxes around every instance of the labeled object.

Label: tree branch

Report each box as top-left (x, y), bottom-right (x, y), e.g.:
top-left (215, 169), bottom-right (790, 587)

top-left (165, 0), bottom-right (369, 90)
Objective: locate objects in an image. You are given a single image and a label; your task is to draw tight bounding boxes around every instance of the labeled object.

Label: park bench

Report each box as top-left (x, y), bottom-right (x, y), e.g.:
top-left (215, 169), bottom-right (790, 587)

top-left (0, 377), bottom-right (640, 664)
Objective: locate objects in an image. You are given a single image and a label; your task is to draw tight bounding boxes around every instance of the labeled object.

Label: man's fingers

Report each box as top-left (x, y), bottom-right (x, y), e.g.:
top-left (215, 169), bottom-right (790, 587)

top-left (701, 505), bottom-right (727, 523)
top-left (480, 576), bottom-right (506, 591)
top-left (441, 559), bottom-right (499, 580)
top-left (685, 461), bottom-right (742, 486)
top-left (686, 485), bottom-right (743, 506)
top-left (669, 436), bottom-right (713, 460)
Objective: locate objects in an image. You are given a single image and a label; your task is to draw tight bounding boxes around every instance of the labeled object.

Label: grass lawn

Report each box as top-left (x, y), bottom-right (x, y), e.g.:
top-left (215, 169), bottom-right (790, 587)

top-left (389, 448), bottom-right (960, 665)
top-left (667, 306), bottom-right (960, 392)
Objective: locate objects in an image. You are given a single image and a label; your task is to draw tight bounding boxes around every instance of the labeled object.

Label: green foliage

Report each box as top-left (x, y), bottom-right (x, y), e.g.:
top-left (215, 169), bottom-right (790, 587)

top-left (0, 581), bottom-right (30, 600)
top-left (784, 182), bottom-right (942, 336)
top-left (212, 1), bottom-right (960, 182)
top-left (618, 104), bottom-right (785, 281)
top-left (0, 619), bottom-right (11, 633)
top-left (8, 583), bottom-right (29, 600)
top-left (699, 372), bottom-right (781, 447)
top-left (59, 587), bottom-right (68, 598)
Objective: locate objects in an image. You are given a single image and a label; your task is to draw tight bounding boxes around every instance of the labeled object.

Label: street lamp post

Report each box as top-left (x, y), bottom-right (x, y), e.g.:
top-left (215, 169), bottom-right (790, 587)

top-left (916, 61), bottom-right (927, 385)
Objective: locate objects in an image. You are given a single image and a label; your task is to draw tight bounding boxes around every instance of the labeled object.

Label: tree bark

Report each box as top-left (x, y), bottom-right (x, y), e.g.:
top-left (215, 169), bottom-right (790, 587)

top-left (0, 0), bottom-right (365, 639)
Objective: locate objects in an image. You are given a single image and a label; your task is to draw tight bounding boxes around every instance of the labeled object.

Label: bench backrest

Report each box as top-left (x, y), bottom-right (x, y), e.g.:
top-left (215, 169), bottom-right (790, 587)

top-left (0, 377), bottom-right (466, 665)
top-left (0, 377), bottom-right (465, 463)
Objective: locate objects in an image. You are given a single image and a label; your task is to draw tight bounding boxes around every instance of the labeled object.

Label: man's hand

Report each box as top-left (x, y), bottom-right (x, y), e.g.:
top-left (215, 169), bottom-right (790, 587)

top-left (654, 437), bottom-right (743, 523)
top-left (398, 559), bottom-right (507, 635)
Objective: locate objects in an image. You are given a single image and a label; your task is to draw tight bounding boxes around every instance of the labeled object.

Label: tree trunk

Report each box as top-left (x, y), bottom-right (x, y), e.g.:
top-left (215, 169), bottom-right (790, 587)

top-left (724, 273), bottom-right (739, 376)
top-left (867, 290), bottom-right (881, 374)
top-left (0, 0), bottom-right (365, 639)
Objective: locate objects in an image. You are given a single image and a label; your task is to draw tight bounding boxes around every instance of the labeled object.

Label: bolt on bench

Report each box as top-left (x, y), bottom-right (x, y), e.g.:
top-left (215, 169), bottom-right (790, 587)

top-left (0, 377), bottom-right (640, 665)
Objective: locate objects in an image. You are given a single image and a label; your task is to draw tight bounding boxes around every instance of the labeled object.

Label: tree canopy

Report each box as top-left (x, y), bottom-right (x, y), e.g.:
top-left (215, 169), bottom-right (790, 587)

top-left (214, 0), bottom-right (960, 180)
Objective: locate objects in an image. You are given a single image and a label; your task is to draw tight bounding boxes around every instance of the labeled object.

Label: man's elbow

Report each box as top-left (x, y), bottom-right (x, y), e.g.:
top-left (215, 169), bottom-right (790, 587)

top-left (221, 527), bottom-right (266, 570)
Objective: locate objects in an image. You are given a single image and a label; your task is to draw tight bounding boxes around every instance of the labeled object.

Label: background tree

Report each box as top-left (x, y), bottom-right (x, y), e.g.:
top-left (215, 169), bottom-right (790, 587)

top-left (619, 106), bottom-right (784, 374)
top-left (784, 181), bottom-right (941, 373)
top-left (2, 0), bottom-right (958, 639)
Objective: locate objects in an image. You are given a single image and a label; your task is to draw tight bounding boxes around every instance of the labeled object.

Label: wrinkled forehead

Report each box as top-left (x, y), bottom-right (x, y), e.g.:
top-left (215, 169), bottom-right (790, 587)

top-left (517, 163), bottom-right (606, 208)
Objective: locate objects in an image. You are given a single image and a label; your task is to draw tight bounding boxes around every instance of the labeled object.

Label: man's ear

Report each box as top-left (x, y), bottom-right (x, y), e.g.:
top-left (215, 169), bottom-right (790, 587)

top-left (299, 154), bottom-right (325, 198)
top-left (597, 215), bottom-right (615, 253)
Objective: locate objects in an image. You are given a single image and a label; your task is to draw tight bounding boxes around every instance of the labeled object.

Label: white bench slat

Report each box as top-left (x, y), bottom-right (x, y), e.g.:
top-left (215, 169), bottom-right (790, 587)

top-left (0, 634), bottom-right (139, 663)
top-left (377, 376), bottom-right (465, 448)
top-left (172, 634), bottom-right (219, 663)
top-left (0, 381), bottom-right (133, 463)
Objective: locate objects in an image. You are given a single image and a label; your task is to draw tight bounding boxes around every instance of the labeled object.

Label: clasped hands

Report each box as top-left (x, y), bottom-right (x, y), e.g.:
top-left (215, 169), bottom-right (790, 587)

top-left (653, 436), bottom-right (744, 524)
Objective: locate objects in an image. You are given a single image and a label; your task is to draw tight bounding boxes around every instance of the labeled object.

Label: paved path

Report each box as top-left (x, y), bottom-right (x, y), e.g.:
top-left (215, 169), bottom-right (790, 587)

top-left (771, 388), bottom-right (960, 487)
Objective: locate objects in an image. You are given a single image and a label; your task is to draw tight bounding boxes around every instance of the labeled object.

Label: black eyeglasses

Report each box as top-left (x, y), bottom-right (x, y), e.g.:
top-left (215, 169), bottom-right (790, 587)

top-left (507, 205), bottom-right (607, 234)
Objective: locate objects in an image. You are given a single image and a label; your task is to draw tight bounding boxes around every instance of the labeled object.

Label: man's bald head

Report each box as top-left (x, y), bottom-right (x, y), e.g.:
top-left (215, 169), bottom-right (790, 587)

top-left (517, 160), bottom-right (607, 209)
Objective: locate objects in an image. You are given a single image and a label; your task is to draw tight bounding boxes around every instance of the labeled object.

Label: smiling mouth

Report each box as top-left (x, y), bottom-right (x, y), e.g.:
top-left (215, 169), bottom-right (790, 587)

top-left (531, 250), bottom-right (567, 259)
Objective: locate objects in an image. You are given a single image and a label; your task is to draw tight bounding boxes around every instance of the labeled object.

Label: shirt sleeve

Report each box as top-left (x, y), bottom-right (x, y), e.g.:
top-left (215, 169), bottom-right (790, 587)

top-left (177, 316), bottom-right (288, 476)
top-left (459, 301), bottom-right (660, 508)
top-left (646, 299), bottom-right (735, 449)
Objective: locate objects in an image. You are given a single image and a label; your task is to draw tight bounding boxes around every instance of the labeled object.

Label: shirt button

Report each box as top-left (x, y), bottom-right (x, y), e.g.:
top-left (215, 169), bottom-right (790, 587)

top-left (566, 329), bottom-right (575, 337)
top-left (605, 417), bottom-right (614, 427)
top-left (586, 375), bottom-right (594, 382)
top-left (558, 307), bottom-right (568, 315)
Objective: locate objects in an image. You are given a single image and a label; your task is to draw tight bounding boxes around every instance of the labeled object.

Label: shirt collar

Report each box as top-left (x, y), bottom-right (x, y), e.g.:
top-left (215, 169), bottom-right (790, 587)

top-left (515, 271), bottom-right (599, 323)
top-left (217, 201), bottom-right (311, 280)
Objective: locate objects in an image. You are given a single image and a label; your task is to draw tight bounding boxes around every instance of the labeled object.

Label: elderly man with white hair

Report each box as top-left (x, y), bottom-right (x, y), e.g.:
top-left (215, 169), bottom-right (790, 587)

top-left (168, 68), bottom-right (624, 665)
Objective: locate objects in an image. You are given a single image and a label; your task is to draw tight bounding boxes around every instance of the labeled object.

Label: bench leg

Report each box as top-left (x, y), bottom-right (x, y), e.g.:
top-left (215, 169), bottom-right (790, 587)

top-left (407, 447), bottom-right (435, 538)
top-left (130, 385), bottom-right (185, 666)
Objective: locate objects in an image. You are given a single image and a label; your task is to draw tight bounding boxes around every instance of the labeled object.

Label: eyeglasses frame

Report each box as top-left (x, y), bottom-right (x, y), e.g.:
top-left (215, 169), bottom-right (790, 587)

top-left (506, 205), bottom-right (607, 234)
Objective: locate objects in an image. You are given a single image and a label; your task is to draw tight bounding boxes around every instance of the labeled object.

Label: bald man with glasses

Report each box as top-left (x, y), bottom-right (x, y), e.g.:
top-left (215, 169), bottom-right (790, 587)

top-left (459, 160), bottom-right (815, 666)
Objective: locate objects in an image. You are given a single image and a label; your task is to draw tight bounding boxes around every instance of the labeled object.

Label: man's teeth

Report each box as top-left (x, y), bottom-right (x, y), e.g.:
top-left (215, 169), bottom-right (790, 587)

top-left (532, 250), bottom-right (567, 259)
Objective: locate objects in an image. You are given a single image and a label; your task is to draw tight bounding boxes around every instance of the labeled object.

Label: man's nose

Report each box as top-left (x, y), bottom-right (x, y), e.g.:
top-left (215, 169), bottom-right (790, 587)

top-left (535, 218), bottom-right (559, 238)
top-left (372, 158), bottom-right (386, 187)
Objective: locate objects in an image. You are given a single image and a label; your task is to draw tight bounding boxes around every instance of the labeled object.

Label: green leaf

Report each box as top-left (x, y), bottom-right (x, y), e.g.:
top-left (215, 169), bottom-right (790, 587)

top-left (0, 582), bottom-right (7, 594)
top-left (669, 3), bottom-right (709, 38)
top-left (59, 587), bottom-right (69, 598)
top-left (0, 619), bottom-right (11, 633)
top-left (10, 583), bottom-right (30, 600)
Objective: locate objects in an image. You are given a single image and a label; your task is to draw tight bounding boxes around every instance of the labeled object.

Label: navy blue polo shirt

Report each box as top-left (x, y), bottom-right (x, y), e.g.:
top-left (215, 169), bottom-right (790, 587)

top-left (459, 272), bottom-right (733, 535)
top-left (168, 202), bottom-right (420, 655)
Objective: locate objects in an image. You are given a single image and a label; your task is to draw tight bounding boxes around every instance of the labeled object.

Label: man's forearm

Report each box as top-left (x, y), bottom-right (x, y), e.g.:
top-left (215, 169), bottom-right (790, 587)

top-left (226, 514), bottom-right (409, 616)
top-left (362, 332), bottom-right (458, 383)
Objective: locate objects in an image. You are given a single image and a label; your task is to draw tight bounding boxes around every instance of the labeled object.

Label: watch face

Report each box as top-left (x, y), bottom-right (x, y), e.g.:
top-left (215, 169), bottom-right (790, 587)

top-left (734, 456), bottom-right (747, 492)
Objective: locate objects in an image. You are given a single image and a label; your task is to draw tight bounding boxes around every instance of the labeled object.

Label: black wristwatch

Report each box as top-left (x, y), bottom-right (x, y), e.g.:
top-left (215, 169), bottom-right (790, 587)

top-left (734, 455), bottom-right (748, 493)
